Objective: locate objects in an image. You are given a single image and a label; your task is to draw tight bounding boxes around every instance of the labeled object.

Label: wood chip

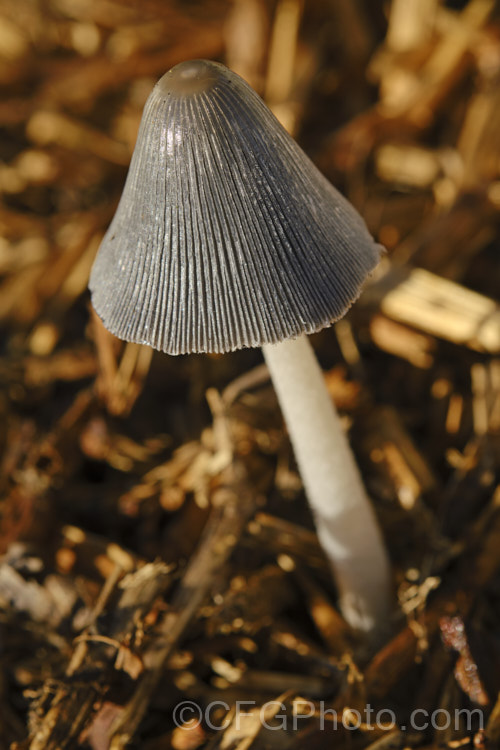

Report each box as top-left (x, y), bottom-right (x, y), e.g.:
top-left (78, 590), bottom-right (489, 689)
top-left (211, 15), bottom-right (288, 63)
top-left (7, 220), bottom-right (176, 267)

top-left (380, 268), bottom-right (500, 353)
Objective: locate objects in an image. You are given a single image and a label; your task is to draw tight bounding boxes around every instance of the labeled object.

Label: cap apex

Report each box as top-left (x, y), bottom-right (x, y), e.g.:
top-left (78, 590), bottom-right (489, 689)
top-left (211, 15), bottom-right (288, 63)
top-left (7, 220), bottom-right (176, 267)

top-left (157, 59), bottom-right (224, 97)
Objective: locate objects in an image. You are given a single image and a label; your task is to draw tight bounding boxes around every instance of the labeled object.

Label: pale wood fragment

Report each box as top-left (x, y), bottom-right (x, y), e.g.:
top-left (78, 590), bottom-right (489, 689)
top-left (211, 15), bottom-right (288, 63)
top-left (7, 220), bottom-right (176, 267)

top-left (380, 268), bottom-right (500, 353)
top-left (386, 0), bottom-right (438, 53)
top-left (471, 363), bottom-right (489, 436)
top-left (446, 393), bottom-right (464, 434)
top-left (370, 315), bottom-right (435, 369)
top-left (375, 143), bottom-right (441, 188)
top-left (264, 0), bottom-right (302, 132)
top-left (490, 360), bottom-right (500, 432)
top-left (224, 0), bottom-right (268, 90)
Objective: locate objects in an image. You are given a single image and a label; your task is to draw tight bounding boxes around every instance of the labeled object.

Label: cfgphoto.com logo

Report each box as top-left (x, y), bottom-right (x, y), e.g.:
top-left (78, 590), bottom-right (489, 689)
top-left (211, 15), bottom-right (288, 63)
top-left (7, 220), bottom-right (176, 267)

top-left (172, 700), bottom-right (484, 733)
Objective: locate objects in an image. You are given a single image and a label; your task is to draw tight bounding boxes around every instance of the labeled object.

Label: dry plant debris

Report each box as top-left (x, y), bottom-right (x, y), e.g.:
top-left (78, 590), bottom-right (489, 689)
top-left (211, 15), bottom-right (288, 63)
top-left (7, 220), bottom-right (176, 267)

top-left (0, 0), bottom-right (499, 749)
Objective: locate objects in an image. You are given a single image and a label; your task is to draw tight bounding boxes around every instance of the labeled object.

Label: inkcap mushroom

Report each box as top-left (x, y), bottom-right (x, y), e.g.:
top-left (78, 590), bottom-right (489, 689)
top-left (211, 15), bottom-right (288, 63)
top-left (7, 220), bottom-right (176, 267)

top-left (89, 59), bottom-right (391, 638)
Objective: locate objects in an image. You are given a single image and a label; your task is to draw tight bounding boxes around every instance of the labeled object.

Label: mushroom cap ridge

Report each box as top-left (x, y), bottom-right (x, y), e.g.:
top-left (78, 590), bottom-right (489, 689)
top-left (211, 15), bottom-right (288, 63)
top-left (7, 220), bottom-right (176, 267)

top-left (89, 59), bottom-right (382, 355)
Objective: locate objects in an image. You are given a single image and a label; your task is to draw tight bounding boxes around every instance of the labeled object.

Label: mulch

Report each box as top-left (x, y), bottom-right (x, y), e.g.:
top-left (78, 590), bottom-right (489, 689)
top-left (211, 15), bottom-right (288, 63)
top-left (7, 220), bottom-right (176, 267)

top-left (0, 1), bottom-right (499, 748)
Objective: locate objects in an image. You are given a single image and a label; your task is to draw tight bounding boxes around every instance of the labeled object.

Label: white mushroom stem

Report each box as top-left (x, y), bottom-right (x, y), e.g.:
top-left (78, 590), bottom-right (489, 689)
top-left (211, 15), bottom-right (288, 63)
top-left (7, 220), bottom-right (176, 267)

top-left (262, 334), bottom-right (391, 637)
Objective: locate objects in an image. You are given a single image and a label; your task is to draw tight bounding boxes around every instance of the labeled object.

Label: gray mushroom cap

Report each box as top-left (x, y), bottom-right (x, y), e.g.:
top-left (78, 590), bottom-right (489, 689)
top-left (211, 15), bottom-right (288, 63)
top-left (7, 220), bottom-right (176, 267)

top-left (89, 59), bottom-right (382, 355)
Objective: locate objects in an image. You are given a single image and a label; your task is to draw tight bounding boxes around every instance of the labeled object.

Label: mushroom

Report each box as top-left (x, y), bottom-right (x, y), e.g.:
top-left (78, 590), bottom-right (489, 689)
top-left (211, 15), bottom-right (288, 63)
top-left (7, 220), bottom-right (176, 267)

top-left (89, 60), bottom-right (391, 638)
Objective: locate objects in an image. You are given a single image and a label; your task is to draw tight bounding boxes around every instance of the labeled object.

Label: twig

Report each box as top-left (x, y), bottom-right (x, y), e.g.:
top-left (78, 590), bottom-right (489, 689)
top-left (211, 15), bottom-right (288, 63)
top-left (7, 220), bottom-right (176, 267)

top-left (109, 475), bottom-right (257, 747)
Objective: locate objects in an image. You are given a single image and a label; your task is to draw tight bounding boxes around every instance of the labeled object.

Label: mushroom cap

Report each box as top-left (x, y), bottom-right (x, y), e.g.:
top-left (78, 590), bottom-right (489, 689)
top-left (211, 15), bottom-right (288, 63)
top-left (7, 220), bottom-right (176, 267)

top-left (89, 59), bottom-right (382, 355)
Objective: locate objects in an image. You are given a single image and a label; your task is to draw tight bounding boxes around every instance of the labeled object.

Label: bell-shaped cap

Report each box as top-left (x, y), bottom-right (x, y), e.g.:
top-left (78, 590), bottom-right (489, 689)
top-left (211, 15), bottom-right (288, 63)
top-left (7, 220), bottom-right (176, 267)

top-left (89, 59), bottom-right (382, 355)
